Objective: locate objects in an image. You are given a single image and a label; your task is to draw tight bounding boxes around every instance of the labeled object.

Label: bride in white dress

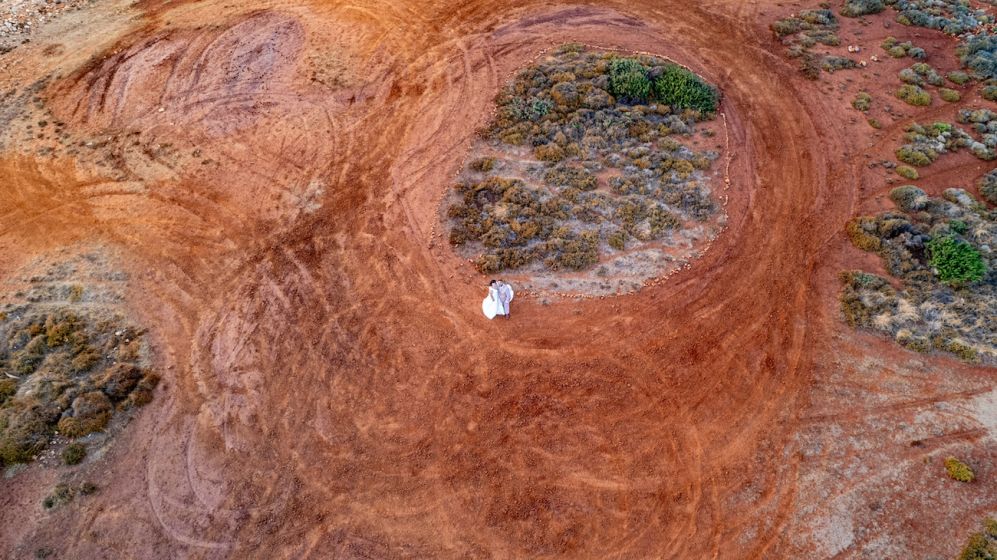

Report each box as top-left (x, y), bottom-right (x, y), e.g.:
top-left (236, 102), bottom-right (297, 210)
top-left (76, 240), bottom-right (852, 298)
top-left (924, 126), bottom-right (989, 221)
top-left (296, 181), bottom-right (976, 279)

top-left (482, 279), bottom-right (513, 319)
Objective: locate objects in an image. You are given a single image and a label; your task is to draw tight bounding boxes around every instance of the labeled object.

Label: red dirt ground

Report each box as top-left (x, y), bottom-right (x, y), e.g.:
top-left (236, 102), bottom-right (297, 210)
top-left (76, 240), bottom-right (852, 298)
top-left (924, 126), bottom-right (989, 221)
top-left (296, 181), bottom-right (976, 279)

top-left (0, 0), bottom-right (994, 558)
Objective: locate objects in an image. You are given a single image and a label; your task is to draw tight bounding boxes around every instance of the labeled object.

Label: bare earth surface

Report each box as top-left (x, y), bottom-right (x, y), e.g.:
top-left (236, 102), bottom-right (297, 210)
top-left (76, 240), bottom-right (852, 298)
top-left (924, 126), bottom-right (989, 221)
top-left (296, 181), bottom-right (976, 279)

top-left (0, 0), bottom-right (994, 558)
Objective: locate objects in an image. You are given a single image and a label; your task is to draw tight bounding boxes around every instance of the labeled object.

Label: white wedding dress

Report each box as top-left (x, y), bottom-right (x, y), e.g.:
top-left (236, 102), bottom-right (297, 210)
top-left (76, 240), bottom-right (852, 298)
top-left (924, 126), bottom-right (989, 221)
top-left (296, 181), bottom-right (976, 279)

top-left (482, 285), bottom-right (514, 319)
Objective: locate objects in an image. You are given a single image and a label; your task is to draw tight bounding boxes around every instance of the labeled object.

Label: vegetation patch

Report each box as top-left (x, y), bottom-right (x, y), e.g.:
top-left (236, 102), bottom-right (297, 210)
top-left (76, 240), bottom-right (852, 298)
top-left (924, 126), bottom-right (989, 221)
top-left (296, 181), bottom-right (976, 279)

top-left (957, 32), bottom-right (997, 81)
top-left (979, 169), bottom-right (997, 205)
top-left (895, 165), bottom-right (918, 180)
top-left (944, 456), bottom-right (976, 482)
top-left (956, 519), bottom-right (997, 560)
top-left (841, 187), bottom-right (995, 364)
top-left (882, 36), bottom-right (927, 59)
top-left (42, 480), bottom-right (98, 510)
top-left (948, 70), bottom-right (971, 85)
top-left (771, 10), bottom-right (858, 79)
top-left (889, 0), bottom-right (990, 35)
top-left (852, 92), bottom-right (872, 112)
top-left (61, 442), bottom-right (86, 465)
top-left (939, 87), bottom-right (962, 102)
top-left (896, 84), bottom-right (932, 106)
top-left (895, 118), bottom-right (996, 167)
top-left (0, 307), bottom-right (159, 467)
top-left (841, 0), bottom-right (884, 17)
top-left (446, 45), bottom-right (723, 280)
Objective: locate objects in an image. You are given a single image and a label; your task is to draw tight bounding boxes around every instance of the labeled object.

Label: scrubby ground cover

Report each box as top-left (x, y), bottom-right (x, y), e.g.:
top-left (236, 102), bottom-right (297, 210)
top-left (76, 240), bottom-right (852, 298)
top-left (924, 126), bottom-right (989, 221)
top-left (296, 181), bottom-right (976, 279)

top-left (0, 306), bottom-right (159, 466)
top-left (956, 518), bottom-right (997, 560)
top-left (445, 45), bottom-right (724, 288)
top-left (841, 187), bottom-right (995, 364)
top-left (888, 0), bottom-right (992, 35)
top-left (895, 115), bottom-right (997, 167)
top-left (770, 9), bottom-right (858, 79)
top-left (0, 250), bottom-right (159, 469)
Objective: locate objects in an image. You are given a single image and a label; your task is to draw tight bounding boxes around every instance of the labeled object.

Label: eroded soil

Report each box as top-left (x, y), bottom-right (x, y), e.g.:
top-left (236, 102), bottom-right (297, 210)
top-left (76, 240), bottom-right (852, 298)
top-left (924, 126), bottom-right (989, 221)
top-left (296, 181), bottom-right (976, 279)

top-left (0, 0), bottom-right (994, 558)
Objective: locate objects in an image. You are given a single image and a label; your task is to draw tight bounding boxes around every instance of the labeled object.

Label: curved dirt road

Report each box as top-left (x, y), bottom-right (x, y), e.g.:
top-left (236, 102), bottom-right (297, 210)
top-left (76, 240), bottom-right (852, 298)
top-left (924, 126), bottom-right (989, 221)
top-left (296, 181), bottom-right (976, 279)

top-left (0, 0), bottom-right (994, 558)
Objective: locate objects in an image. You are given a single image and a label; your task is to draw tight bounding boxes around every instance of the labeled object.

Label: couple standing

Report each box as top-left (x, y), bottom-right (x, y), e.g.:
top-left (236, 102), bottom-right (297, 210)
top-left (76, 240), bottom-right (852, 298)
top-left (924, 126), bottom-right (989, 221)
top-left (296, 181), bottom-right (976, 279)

top-left (482, 279), bottom-right (514, 320)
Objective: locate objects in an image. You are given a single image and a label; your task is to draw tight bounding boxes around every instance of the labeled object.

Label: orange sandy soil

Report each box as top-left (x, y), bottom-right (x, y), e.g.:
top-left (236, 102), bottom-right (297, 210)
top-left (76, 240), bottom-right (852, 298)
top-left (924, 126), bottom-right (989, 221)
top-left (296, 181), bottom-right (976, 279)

top-left (0, 0), bottom-right (994, 558)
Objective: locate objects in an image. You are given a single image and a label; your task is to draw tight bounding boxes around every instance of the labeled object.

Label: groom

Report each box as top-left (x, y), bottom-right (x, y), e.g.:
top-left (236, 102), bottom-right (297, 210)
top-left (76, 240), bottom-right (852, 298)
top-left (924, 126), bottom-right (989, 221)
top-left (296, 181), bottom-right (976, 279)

top-left (496, 279), bottom-right (513, 319)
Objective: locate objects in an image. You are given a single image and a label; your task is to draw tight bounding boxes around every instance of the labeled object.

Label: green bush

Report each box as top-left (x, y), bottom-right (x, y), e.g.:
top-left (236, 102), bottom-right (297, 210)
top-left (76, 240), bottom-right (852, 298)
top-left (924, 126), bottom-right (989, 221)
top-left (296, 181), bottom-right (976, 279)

top-left (896, 145), bottom-right (935, 167)
top-left (841, 0), bottom-right (884, 17)
top-left (895, 165), bottom-right (919, 180)
top-left (944, 456), bottom-right (976, 482)
top-left (896, 84), bottom-right (931, 106)
top-left (852, 92), bottom-right (872, 111)
top-left (927, 236), bottom-right (986, 285)
top-left (608, 58), bottom-right (652, 103)
top-left (948, 70), bottom-right (972, 85)
top-left (61, 443), bottom-right (86, 466)
top-left (653, 65), bottom-right (719, 114)
top-left (940, 88), bottom-right (962, 102)
top-left (983, 84), bottom-right (997, 102)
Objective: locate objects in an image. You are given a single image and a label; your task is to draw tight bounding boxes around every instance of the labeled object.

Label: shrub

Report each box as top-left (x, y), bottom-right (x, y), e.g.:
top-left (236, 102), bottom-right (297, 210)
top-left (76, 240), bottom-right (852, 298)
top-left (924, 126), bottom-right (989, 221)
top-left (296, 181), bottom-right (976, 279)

top-left (534, 143), bottom-right (566, 162)
top-left (896, 84), bottom-right (931, 106)
top-left (61, 443), bottom-right (86, 465)
top-left (948, 70), bottom-right (972, 85)
top-left (979, 169), bottom-right (997, 205)
top-left (944, 456), bottom-right (976, 482)
top-left (927, 236), bottom-right (986, 285)
top-left (800, 53), bottom-right (822, 80)
top-left (653, 65), bottom-right (718, 114)
top-left (839, 270), bottom-right (895, 327)
top-left (983, 84), bottom-right (997, 102)
top-left (899, 68), bottom-right (922, 85)
top-left (43, 483), bottom-right (74, 509)
top-left (868, 118), bottom-right (882, 129)
top-left (0, 378), bottom-right (16, 404)
top-left (0, 400), bottom-right (52, 465)
top-left (889, 185), bottom-right (927, 211)
top-left (957, 32), bottom-right (997, 81)
top-left (469, 157), bottom-right (495, 172)
top-left (845, 217), bottom-right (882, 251)
top-left (800, 8), bottom-right (836, 26)
top-left (822, 55), bottom-right (857, 73)
top-left (841, 0), bottom-right (884, 17)
top-left (940, 88), bottom-right (962, 102)
top-left (958, 533), bottom-right (996, 560)
top-left (608, 58), bottom-right (652, 103)
top-left (771, 18), bottom-right (805, 37)
top-left (852, 92), bottom-right (872, 111)
top-left (608, 230), bottom-right (627, 250)
top-left (896, 145), bottom-right (935, 167)
top-left (895, 165), bottom-right (919, 180)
